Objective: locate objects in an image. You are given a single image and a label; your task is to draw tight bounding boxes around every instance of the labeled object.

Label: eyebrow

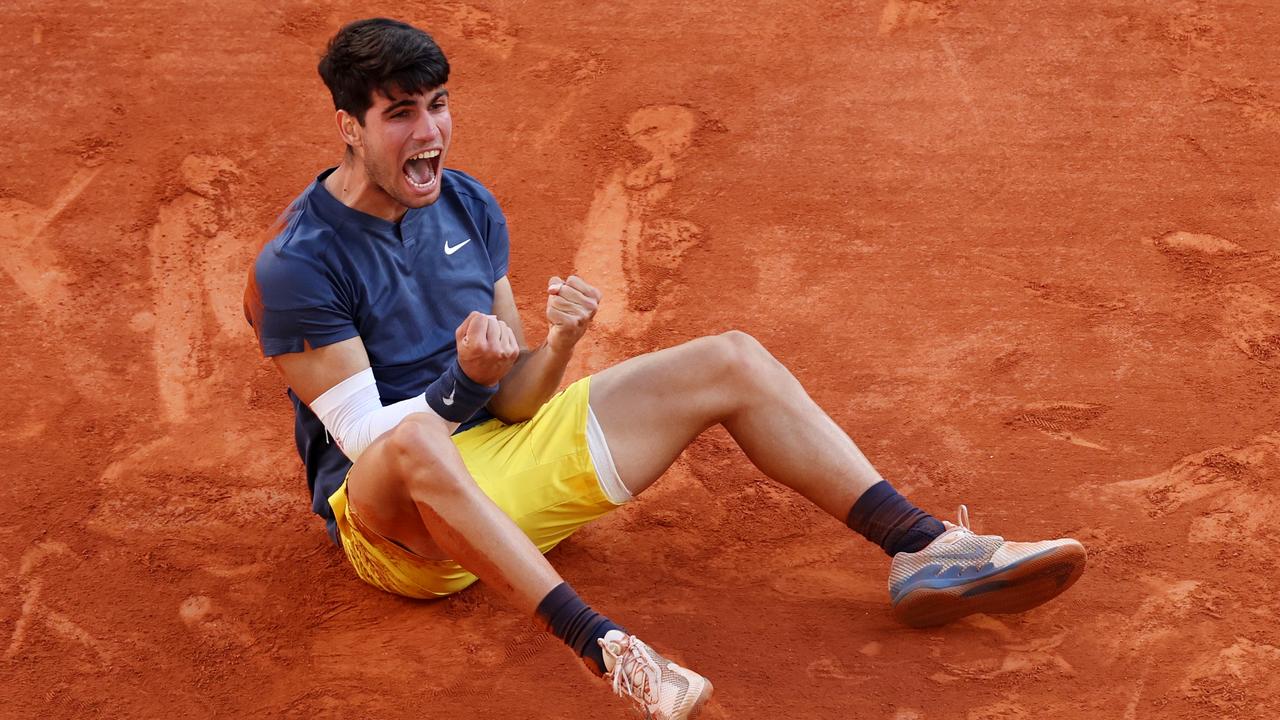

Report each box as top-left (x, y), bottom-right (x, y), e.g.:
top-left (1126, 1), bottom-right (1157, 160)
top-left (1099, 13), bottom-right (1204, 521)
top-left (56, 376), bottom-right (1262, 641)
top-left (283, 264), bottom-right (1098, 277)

top-left (382, 89), bottom-right (449, 115)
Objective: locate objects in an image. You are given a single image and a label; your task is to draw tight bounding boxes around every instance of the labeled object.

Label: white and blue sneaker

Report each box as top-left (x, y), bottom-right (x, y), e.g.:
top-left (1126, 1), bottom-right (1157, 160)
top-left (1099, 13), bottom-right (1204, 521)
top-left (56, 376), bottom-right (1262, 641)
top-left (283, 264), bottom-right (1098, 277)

top-left (888, 505), bottom-right (1086, 628)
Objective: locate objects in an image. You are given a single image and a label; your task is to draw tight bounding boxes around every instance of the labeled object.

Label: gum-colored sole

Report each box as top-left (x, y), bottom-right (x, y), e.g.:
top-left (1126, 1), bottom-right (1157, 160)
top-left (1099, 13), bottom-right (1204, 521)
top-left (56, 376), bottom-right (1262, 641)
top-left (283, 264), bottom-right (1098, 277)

top-left (892, 541), bottom-right (1088, 628)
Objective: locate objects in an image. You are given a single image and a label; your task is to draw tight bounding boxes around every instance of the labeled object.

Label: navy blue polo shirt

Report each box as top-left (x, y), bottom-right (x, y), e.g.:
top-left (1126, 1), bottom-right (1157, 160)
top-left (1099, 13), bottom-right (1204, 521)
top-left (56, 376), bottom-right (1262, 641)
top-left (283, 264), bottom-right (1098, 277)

top-left (245, 167), bottom-right (509, 543)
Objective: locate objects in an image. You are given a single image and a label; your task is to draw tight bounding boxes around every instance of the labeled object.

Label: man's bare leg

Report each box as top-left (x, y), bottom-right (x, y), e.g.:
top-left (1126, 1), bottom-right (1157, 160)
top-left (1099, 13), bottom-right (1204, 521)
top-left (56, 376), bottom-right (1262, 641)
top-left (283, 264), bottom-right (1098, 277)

top-left (346, 412), bottom-right (634, 676)
top-left (343, 410), bottom-right (715, 717)
top-left (590, 331), bottom-right (1087, 627)
top-left (589, 331), bottom-right (884, 518)
top-left (345, 411), bottom-right (561, 614)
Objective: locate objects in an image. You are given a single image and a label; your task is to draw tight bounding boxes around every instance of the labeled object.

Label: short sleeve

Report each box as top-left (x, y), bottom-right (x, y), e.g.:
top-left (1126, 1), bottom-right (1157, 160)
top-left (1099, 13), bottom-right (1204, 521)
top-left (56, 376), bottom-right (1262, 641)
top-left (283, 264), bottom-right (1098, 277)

top-left (484, 201), bottom-right (510, 281)
top-left (444, 169), bottom-right (511, 282)
top-left (244, 247), bottom-right (359, 357)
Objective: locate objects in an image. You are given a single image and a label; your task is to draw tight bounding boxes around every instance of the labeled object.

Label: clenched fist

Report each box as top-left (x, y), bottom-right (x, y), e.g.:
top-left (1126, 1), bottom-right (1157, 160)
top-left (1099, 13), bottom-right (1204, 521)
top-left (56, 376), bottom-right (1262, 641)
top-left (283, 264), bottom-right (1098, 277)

top-left (455, 311), bottom-right (520, 386)
top-left (546, 275), bottom-right (602, 353)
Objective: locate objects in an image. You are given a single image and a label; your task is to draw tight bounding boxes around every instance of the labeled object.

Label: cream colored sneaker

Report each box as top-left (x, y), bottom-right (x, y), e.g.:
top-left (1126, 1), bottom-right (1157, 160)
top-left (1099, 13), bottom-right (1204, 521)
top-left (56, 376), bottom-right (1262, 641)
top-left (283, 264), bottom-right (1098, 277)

top-left (888, 505), bottom-right (1087, 627)
top-left (598, 630), bottom-right (713, 720)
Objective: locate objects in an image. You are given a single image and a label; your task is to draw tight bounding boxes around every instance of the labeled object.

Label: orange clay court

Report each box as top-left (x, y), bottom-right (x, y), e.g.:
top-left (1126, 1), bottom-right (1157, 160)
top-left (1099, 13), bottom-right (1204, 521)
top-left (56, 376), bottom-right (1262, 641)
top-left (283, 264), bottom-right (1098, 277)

top-left (3, 1), bottom-right (1280, 718)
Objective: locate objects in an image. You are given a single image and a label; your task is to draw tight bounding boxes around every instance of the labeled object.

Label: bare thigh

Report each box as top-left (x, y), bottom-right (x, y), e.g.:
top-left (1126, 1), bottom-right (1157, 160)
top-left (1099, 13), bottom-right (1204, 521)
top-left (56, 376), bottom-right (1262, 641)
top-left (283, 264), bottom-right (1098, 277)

top-left (588, 334), bottom-right (742, 495)
top-left (344, 412), bottom-right (458, 560)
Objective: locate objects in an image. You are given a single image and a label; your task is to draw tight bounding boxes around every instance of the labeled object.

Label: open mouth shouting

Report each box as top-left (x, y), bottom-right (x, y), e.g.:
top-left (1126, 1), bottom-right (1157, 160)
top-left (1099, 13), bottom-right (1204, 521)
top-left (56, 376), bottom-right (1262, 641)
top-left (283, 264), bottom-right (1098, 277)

top-left (403, 148), bottom-right (442, 195)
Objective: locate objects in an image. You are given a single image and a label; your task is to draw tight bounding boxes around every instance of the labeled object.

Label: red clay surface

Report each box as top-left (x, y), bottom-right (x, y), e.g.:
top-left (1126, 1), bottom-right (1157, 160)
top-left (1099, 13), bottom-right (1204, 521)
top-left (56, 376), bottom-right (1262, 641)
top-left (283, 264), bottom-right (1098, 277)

top-left (4, 1), bottom-right (1280, 718)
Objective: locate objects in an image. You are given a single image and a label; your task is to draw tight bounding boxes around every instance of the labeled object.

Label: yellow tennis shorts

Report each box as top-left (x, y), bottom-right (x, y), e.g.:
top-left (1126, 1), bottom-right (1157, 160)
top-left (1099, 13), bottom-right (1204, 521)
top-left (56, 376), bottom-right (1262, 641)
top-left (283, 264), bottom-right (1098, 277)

top-left (326, 375), bottom-right (625, 599)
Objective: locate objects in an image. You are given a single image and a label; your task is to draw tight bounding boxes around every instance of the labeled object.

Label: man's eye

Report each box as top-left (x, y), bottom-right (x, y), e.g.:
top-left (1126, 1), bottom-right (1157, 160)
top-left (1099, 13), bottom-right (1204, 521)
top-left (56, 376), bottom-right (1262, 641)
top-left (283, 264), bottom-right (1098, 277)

top-left (393, 111), bottom-right (410, 118)
top-left (430, 103), bottom-right (446, 111)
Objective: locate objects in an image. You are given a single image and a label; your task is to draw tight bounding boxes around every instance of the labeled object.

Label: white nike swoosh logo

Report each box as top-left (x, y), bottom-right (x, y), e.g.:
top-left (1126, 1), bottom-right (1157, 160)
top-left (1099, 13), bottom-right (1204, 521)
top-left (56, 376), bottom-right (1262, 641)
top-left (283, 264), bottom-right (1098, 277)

top-left (442, 386), bottom-right (456, 406)
top-left (444, 238), bottom-right (472, 255)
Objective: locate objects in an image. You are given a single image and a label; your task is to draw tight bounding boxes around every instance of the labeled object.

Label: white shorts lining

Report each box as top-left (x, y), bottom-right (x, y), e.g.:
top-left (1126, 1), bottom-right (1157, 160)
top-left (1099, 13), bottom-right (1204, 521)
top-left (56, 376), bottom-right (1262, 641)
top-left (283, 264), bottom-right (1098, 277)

top-left (586, 405), bottom-right (632, 505)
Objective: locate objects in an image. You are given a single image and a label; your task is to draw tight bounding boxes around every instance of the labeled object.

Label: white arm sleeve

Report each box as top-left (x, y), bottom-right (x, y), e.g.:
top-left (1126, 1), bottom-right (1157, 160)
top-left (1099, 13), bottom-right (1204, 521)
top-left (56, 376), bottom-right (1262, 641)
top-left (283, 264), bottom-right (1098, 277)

top-left (309, 368), bottom-right (457, 462)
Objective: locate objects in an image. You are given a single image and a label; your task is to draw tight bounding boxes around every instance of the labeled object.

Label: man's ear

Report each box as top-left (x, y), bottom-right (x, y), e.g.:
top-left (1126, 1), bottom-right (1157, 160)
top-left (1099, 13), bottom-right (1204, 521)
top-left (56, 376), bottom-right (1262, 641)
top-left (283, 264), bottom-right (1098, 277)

top-left (335, 110), bottom-right (362, 148)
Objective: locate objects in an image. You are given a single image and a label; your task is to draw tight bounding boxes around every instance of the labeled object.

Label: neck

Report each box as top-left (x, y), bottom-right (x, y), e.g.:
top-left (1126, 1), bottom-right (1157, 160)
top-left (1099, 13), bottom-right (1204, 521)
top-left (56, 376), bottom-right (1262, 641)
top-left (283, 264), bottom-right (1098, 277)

top-left (323, 160), bottom-right (408, 223)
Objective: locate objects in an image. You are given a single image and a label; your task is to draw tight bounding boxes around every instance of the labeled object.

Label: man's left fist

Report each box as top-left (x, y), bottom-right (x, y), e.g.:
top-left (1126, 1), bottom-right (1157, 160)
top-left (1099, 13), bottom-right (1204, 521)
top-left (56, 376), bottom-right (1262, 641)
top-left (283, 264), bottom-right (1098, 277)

top-left (546, 275), bottom-right (601, 353)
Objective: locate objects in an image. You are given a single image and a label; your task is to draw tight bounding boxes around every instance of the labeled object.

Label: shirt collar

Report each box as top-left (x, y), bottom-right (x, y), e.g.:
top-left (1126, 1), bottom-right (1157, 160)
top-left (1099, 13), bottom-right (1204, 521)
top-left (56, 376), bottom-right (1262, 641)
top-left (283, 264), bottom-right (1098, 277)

top-left (307, 167), bottom-right (425, 241)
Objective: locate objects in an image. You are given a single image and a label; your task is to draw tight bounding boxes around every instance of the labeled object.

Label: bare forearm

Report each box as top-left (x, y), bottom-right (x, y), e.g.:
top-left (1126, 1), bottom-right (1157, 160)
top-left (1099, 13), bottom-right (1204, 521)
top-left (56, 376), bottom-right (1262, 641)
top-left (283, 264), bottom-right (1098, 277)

top-left (487, 341), bottom-right (574, 422)
top-left (485, 273), bottom-right (601, 423)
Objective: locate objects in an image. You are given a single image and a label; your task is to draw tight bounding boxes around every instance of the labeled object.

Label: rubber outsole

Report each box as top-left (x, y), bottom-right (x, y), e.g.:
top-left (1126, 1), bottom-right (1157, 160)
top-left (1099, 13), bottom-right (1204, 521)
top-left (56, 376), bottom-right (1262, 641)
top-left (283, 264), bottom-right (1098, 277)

top-left (891, 541), bottom-right (1087, 628)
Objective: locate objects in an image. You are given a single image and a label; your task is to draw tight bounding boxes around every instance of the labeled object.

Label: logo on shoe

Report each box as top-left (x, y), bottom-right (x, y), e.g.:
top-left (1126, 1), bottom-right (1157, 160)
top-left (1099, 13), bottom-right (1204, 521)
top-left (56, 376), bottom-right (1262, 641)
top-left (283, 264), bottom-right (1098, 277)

top-left (930, 546), bottom-right (991, 562)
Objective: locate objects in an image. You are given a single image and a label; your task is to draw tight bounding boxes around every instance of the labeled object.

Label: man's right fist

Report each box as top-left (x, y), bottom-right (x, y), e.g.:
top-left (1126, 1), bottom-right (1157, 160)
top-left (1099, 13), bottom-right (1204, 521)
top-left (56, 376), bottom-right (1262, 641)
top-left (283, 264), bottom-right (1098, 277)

top-left (455, 311), bottom-right (520, 387)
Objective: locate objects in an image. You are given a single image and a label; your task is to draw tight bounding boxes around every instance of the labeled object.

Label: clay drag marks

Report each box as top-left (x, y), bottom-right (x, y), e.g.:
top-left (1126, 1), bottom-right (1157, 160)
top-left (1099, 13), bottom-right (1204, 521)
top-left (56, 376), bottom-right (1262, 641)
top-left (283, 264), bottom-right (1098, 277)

top-left (1078, 433), bottom-right (1280, 718)
top-left (990, 233), bottom-right (1280, 717)
top-left (1, 150), bottom-right (315, 713)
top-left (1066, 226), bottom-right (1280, 716)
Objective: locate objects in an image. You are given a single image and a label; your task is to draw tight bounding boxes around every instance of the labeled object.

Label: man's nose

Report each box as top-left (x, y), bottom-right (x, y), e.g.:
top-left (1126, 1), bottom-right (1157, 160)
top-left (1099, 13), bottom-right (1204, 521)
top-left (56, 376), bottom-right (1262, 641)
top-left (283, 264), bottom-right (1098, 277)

top-left (413, 112), bottom-right (441, 142)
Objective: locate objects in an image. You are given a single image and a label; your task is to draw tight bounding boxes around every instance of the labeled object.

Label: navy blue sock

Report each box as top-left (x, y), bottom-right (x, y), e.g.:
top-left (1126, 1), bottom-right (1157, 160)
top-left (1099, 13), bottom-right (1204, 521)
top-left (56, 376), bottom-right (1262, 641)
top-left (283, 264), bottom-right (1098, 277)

top-left (845, 480), bottom-right (945, 556)
top-left (535, 582), bottom-right (624, 677)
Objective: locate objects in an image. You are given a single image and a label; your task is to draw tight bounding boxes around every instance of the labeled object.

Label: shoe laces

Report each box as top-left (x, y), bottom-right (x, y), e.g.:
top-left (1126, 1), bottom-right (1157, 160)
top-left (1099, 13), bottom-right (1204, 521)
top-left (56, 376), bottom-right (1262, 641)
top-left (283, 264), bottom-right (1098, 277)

top-left (601, 634), bottom-right (660, 712)
top-left (938, 504), bottom-right (1002, 544)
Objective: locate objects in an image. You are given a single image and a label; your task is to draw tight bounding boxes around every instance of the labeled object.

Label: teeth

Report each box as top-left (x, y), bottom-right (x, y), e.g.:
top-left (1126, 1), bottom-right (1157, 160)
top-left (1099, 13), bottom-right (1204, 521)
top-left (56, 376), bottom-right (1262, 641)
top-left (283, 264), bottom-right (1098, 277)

top-left (409, 149), bottom-right (440, 160)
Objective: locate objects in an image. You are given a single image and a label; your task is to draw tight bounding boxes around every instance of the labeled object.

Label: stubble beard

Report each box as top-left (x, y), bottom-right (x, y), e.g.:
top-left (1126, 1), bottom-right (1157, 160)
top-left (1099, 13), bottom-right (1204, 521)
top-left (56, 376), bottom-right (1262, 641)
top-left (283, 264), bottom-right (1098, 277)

top-left (363, 151), bottom-right (408, 209)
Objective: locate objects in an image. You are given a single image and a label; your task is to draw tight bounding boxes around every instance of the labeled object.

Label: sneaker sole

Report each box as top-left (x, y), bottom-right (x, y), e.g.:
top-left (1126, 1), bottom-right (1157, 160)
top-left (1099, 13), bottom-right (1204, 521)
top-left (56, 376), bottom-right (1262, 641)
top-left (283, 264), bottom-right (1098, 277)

top-left (891, 541), bottom-right (1087, 628)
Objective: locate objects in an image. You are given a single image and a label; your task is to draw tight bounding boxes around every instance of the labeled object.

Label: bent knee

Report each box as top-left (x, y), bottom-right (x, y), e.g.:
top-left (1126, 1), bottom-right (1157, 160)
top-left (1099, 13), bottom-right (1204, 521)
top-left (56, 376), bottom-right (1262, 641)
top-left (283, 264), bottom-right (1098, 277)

top-left (383, 414), bottom-right (467, 496)
top-left (385, 413), bottom-right (451, 458)
top-left (708, 330), bottom-right (774, 380)
top-left (719, 329), bottom-right (767, 356)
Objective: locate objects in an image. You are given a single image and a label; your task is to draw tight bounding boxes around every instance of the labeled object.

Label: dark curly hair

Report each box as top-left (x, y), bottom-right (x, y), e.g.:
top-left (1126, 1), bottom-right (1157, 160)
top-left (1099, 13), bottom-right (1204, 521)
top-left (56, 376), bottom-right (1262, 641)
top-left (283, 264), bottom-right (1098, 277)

top-left (318, 18), bottom-right (450, 124)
